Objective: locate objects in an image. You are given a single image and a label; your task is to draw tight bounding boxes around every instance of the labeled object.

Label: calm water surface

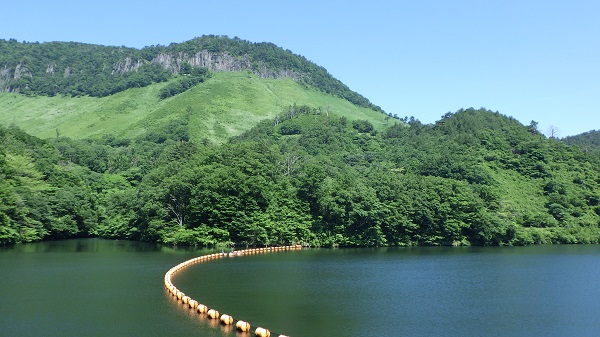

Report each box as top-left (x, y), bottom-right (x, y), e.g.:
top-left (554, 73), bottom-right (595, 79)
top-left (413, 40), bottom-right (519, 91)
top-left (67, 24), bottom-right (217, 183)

top-left (2, 240), bottom-right (600, 336)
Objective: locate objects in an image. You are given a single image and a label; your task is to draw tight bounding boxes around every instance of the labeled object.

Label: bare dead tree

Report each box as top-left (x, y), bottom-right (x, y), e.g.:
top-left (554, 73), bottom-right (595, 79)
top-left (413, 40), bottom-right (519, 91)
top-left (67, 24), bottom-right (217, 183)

top-left (547, 125), bottom-right (560, 139)
top-left (280, 153), bottom-right (301, 176)
top-left (167, 193), bottom-right (187, 227)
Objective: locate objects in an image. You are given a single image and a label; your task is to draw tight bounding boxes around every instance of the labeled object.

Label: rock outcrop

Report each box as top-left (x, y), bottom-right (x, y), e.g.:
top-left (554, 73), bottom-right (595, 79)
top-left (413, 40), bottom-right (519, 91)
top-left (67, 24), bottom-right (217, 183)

top-left (149, 51), bottom-right (300, 79)
top-left (0, 62), bottom-right (32, 92)
top-left (152, 51), bottom-right (250, 73)
top-left (112, 57), bottom-right (143, 75)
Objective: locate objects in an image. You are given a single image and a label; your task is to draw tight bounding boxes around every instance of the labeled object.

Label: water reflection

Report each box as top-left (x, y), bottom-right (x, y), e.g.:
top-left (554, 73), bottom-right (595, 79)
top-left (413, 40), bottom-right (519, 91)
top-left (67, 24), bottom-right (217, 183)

top-left (165, 284), bottom-right (240, 335)
top-left (2, 238), bottom-right (163, 253)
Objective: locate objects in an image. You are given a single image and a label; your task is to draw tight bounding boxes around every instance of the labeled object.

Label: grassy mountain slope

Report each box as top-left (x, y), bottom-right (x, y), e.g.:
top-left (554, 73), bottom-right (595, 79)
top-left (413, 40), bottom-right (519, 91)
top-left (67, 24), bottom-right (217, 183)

top-left (0, 71), bottom-right (387, 143)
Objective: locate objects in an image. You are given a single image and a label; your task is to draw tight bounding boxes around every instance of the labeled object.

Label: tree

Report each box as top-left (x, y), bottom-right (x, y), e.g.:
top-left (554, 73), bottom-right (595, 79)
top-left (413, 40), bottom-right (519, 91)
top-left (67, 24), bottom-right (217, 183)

top-left (352, 120), bottom-right (374, 133)
top-left (528, 120), bottom-right (539, 134)
top-left (547, 125), bottom-right (560, 139)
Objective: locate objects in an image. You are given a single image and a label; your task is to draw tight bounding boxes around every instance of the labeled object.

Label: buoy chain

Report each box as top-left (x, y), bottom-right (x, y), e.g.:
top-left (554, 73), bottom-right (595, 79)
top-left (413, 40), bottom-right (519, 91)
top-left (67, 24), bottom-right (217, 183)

top-left (164, 245), bottom-right (302, 337)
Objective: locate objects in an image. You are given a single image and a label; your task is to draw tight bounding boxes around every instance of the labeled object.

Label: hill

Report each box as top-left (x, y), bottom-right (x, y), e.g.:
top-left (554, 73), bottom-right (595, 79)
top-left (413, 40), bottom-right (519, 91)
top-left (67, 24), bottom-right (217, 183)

top-left (2, 108), bottom-right (600, 246)
top-left (0, 36), bottom-right (390, 143)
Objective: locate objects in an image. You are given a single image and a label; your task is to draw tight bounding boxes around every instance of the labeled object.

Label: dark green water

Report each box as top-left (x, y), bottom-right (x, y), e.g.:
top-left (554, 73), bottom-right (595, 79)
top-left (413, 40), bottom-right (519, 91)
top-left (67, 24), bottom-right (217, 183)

top-left (2, 240), bottom-right (600, 336)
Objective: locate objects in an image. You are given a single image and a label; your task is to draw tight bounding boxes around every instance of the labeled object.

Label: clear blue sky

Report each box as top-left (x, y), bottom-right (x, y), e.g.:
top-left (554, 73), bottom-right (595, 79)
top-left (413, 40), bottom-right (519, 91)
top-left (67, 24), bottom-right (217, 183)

top-left (3, 0), bottom-right (599, 136)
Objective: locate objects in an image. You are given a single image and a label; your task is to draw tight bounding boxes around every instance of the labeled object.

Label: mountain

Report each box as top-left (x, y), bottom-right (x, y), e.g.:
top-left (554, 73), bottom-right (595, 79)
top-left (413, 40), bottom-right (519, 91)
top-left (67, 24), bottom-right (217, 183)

top-left (0, 36), bottom-right (388, 143)
top-left (0, 35), bottom-right (382, 110)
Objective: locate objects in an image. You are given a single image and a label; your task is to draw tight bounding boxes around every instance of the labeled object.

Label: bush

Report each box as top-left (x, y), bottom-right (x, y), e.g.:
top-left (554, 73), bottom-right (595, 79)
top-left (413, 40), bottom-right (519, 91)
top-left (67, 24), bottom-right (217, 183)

top-left (352, 120), bottom-right (374, 133)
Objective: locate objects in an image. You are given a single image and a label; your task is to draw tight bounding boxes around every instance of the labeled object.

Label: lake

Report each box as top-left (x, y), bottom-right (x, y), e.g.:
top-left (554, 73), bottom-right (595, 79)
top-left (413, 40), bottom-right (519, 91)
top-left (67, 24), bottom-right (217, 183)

top-left (2, 239), bottom-right (600, 336)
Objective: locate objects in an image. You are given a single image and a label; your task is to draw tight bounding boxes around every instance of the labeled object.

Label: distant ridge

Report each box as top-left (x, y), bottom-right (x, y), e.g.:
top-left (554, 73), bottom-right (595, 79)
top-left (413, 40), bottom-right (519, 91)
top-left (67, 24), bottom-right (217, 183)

top-left (563, 130), bottom-right (600, 161)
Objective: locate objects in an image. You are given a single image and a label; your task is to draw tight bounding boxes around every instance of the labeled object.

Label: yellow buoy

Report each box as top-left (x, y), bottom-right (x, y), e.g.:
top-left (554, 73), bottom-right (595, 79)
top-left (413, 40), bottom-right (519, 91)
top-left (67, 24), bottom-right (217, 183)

top-left (236, 320), bottom-right (251, 332)
top-left (207, 309), bottom-right (219, 319)
top-left (197, 304), bottom-right (208, 314)
top-left (220, 314), bottom-right (234, 325)
top-left (182, 296), bottom-right (189, 304)
top-left (255, 327), bottom-right (271, 337)
top-left (188, 299), bottom-right (198, 309)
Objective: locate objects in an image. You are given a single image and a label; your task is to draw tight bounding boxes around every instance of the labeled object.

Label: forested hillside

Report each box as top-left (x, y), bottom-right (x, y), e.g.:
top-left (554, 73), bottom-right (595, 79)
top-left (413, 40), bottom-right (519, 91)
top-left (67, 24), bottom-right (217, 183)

top-left (0, 36), bottom-right (382, 112)
top-left (2, 108), bottom-right (600, 246)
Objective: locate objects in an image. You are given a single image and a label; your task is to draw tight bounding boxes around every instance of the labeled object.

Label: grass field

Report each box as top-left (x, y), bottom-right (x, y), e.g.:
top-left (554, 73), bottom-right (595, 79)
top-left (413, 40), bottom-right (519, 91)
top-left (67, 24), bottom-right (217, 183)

top-left (0, 72), bottom-right (389, 143)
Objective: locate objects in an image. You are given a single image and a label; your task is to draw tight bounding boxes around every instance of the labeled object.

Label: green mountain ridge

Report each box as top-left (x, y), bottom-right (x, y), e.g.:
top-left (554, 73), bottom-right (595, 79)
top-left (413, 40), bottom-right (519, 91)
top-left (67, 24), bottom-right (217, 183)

top-left (0, 35), bottom-right (383, 112)
top-left (1, 35), bottom-right (391, 144)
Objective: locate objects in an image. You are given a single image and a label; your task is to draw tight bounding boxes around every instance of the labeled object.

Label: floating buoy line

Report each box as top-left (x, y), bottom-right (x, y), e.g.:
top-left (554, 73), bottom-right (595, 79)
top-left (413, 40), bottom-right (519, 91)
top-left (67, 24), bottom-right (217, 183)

top-left (164, 245), bottom-right (302, 337)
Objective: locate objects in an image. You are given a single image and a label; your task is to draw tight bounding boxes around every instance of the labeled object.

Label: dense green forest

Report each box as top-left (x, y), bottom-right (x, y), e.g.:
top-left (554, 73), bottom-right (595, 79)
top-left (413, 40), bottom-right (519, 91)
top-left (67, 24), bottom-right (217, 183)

top-left (2, 108), bottom-right (600, 246)
top-left (0, 36), bottom-right (382, 112)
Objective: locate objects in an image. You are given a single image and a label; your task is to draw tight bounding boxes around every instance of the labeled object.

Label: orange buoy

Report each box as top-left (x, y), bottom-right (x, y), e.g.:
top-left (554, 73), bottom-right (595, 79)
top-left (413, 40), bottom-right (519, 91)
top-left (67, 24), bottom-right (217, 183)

top-left (207, 309), bottom-right (219, 319)
top-left (255, 327), bottom-right (271, 337)
top-left (220, 314), bottom-right (233, 325)
top-left (236, 320), bottom-right (251, 332)
top-left (197, 304), bottom-right (208, 314)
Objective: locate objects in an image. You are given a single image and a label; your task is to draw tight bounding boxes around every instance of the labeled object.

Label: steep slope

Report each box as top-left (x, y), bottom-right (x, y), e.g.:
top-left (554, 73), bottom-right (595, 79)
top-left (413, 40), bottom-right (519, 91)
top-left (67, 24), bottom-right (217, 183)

top-left (0, 71), bottom-right (388, 143)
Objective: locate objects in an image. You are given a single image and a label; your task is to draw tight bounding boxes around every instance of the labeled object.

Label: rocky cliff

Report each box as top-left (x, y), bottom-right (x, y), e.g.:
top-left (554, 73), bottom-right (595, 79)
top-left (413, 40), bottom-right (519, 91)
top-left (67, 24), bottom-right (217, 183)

top-left (149, 51), bottom-right (299, 79)
top-left (1, 63), bottom-right (32, 92)
top-left (0, 50), bottom-right (300, 93)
